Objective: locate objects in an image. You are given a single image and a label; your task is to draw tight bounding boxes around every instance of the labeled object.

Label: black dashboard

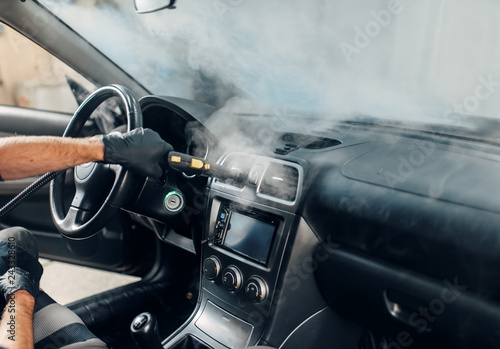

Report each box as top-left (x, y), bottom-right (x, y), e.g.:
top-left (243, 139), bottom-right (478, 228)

top-left (127, 95), bottom-right (500, 348)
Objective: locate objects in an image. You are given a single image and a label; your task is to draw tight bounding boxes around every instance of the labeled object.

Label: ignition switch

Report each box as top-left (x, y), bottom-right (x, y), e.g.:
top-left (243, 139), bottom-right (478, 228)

top-left (163, 191), bottom-right (185, 213)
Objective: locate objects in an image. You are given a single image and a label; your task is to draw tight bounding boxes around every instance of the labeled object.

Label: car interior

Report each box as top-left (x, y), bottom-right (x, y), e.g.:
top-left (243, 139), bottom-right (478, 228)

top-left (0, 1), bottom-right (499, 349)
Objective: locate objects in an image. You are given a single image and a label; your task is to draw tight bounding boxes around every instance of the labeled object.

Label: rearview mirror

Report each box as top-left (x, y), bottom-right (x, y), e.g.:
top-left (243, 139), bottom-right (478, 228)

top-left (134, 0), bottom-right (176, 14)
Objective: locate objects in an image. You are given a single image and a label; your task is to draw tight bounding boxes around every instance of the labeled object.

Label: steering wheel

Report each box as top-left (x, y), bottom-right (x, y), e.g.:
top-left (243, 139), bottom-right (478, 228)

top-left (50, 85), bottom-right (143, 239)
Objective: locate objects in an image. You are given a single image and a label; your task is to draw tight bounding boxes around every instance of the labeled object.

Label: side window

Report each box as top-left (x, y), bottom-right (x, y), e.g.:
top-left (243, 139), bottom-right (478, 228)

top-left (0, 23), bottom-right (96, 114)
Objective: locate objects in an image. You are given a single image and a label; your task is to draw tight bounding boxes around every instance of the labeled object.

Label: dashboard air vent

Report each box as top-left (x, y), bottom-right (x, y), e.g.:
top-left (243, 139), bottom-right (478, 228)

top-left (275, 133), bottom-right (342, 155)
top-left (303, 137), bottom-right (341, 149)
top-left (219, 154), bottom-right (255, 188)
top-left (259, 163), bottom-right (299, 202)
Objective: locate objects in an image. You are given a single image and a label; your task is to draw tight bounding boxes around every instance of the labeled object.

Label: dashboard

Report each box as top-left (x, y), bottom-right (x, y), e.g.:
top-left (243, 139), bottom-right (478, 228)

top-left (125, 95), bottom-right (500, 349)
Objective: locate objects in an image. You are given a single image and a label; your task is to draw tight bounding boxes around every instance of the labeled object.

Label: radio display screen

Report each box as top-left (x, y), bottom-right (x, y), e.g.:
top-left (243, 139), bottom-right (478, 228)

top-left (222, 211), bottom-right (277, 264)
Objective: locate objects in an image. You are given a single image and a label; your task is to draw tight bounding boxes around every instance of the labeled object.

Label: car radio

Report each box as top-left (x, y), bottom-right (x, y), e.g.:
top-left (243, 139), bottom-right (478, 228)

top-left (211, 204), bottom-right (279, 266)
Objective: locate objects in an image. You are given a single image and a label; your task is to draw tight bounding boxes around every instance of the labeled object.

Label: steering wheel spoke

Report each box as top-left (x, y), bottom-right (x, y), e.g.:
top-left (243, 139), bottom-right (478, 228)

top-left (108, 163), bottom-right (123, 175)
top-left (50, 85), bottom-right (143, 239)
top-left (60, 207), bottom-right (93, 234)
top-left (70, 186), bottom-right (87, 210)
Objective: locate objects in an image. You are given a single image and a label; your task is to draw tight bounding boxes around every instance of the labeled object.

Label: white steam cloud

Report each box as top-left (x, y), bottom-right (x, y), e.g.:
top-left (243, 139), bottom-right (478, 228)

top-left (42, 0), bottom-right (500, 125)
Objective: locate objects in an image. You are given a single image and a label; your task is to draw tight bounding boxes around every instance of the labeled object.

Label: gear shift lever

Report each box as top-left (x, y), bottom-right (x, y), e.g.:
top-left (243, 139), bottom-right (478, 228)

top-left (131, 312), bottom-right (164, 349)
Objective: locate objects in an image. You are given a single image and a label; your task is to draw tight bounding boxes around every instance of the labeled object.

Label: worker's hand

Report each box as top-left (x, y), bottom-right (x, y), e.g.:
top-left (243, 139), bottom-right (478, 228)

top-left (102, 128), bottom-right (173, 179)
top-left (0, 228), bottom-right (43, 300)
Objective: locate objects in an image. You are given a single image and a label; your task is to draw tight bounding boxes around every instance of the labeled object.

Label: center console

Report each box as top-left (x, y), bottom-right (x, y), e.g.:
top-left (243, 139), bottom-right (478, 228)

top-left (162, 154), bottom-right (302, 349)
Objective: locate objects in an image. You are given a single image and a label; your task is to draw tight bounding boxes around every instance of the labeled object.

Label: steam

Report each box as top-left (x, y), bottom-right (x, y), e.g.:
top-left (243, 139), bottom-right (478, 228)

top-left (41, 0), bottom-right (500, 124)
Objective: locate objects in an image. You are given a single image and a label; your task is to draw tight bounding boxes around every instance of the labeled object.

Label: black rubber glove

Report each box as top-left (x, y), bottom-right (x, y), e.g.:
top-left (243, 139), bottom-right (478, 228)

top-left (102, 128), bottom-right (173, 179)
top-left (0, 228), bottom-right (43, 300)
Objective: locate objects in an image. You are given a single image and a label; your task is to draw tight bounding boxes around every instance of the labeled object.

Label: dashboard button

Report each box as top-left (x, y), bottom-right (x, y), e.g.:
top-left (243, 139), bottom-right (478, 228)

top-left (219, 210), bottom-right (228, 222)
top-left (222, 266), bottom-right (242, 292)
top-left (203, 256), bottom-right (221, 281)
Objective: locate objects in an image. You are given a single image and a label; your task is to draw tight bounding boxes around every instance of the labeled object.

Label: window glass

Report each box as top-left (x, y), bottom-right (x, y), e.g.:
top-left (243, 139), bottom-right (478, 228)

top-left (39, 0), bottom-right (500, 122)
top-left (0, 23), bottom-right (96, 113)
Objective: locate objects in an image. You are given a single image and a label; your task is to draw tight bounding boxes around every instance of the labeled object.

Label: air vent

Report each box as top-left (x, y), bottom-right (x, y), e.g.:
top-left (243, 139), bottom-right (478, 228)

top-left (259, 163), bottom-right (299, 202)
top-left (219, 154), bottom-right (255, 188)
top-left (275, 133), bottom-right (341, 154)
top-left (303, 137), bottom-right (341, 149)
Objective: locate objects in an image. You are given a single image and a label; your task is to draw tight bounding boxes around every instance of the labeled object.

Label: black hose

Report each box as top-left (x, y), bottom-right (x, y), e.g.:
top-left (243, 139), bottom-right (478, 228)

top-left (0, 170), bottom-right (64, 219)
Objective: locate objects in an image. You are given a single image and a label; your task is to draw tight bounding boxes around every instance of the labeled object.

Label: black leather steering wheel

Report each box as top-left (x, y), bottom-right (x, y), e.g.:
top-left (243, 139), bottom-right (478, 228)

top-left (50, 85), bottom-right (143, 239)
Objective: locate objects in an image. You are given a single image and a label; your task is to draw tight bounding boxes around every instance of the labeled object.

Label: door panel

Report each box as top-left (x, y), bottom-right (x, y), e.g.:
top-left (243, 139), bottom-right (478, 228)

top-left (0, 106), bottom-right (70, 136)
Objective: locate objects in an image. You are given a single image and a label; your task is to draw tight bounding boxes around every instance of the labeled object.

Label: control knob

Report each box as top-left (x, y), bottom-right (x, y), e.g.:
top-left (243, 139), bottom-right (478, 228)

top-left (222, 266), bottom-right (242, 292)
top-left (245, 276), bottom-right (268, 302)
top-left (203, 256), bottom-right (221, 281)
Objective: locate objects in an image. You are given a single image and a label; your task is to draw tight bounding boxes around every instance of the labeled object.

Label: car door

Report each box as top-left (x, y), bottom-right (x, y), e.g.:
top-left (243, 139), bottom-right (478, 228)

top-left (0, 23), bottom-right (142, 275)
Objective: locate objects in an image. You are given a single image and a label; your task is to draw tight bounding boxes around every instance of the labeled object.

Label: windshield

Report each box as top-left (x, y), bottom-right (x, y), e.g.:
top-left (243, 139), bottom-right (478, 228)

top-left (39, 0), bottom-right (500, 129)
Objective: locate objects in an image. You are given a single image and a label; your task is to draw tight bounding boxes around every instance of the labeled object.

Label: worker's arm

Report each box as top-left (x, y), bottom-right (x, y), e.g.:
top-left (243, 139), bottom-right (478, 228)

top-left (0, 128), bottom-right (172, 181)
top-left (0, 136), bottom-right (103, 180)
top-left (0, 291), bottom-right (35, 349)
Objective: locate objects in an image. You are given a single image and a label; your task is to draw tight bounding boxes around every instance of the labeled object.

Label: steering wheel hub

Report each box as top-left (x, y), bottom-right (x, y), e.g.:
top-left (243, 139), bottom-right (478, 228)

top-left (75, 162), bottom-right (96, 181)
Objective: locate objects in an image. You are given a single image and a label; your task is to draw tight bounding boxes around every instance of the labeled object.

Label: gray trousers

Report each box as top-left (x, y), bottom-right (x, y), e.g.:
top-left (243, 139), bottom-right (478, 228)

top-left (1, 227), bottom-right (107, 349)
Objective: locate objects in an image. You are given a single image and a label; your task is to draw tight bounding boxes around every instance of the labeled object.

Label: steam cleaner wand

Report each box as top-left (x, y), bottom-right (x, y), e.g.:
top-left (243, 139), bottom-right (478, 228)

top-left (167, 151), bottom-right (247, 182)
